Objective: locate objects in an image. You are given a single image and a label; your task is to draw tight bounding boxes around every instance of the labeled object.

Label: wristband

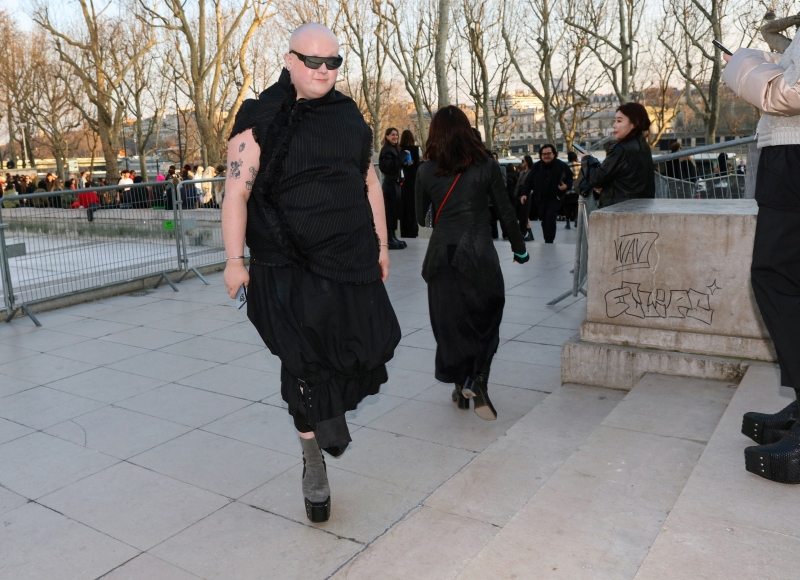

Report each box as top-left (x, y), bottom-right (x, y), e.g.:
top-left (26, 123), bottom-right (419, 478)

top-left (514, 252), bottom-right (528, 259)
top-left (226, 256), bottom-right (246, 260)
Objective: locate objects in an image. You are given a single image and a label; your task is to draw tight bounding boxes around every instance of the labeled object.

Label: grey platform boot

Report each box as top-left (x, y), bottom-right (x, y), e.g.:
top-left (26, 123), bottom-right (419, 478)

top-left (300, 437), bottom-right (331, 522)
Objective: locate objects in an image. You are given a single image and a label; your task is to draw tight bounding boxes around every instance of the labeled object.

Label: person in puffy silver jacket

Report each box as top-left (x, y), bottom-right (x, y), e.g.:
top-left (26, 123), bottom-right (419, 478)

top-left (722, 32), bottom-right (800, 484)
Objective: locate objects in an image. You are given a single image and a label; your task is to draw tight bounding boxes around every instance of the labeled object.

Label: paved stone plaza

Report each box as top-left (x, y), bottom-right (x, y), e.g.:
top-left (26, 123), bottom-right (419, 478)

top-left (0, 234), bottom-right (797, 579)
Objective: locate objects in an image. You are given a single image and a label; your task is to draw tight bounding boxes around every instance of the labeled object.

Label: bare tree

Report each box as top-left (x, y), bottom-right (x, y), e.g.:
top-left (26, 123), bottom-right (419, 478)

top-left (435, 0), bottom-right (451, 108)
top-left (32, 0), bottom-right (156, 182)
top-left (501, 0), bottom-right (564, 144)
top-left (140, 0), bottom-right (275, 166)
top-left (660, 0), bottom-right (727, 143)
top-left (373, 0), bottom-right (438, 141)
top-left (566, 0), bottom-right (645, 103)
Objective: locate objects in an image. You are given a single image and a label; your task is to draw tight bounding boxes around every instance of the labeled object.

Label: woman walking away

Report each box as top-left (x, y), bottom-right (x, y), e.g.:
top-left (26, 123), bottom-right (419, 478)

top-left (416, 106), bottom-right (528, 420)
top-left (515, 155), bottom-right (535, 240)
top-left (580, 102), bottom-right (655, 208)
top-left (379, 127), bottom-right (406, 249)
top-left (399, 129), bottom-right (421, 238)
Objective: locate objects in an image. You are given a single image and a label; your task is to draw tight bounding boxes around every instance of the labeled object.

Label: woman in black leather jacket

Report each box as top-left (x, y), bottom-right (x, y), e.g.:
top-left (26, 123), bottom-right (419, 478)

top-left (416, 106), bottom-right (528, 420)
top-left (581, 102), bottom-right (655, 208)
top-left (379, 128), bottom-right (406, 249)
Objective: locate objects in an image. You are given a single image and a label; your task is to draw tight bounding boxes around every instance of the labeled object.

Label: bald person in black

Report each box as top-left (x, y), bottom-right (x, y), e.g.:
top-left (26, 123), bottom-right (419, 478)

top-left (222, 23), bottom-right (400, 523)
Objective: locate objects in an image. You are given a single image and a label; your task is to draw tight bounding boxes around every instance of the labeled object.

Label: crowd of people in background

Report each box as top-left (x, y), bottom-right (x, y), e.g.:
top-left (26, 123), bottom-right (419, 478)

top-left (0, 163), bottom-right (227, 216)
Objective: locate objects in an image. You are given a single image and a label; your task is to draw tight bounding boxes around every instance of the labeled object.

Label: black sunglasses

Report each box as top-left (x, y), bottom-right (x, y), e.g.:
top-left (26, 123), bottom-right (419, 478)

top-left (290, 50), bottom-right (343, 70)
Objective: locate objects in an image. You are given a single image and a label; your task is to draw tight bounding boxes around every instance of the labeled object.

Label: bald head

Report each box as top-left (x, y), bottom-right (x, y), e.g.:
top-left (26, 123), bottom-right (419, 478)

top-left (285, 23), bottom-right (340, 100)
top-left (289, 23), bottom-right (339, 53)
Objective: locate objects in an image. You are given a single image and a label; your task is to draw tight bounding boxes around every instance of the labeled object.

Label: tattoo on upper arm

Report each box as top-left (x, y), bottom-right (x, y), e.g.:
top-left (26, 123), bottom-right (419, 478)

top-left (239, 142), bottom-right (245, 152)
top-left (246, 166), bottom-right (256, 191)
top-left (230, 159), bottom-right (242, 179)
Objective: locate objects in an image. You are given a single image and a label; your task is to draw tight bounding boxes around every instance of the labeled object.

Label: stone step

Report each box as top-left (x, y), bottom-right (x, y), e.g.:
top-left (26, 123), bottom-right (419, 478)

top-left (331, 383), bottom-right (626, 579)
top-left (454, 372), bottom-right (735, 579)
top-left (634, 364), bottom-right (800, 579)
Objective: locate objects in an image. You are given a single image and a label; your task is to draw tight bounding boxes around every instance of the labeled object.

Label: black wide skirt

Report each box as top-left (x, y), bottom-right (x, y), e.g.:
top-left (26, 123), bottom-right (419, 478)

top-left (427, 265), bottom-right (504, 384)
top-left (247, 262), bottom-right (401, 448)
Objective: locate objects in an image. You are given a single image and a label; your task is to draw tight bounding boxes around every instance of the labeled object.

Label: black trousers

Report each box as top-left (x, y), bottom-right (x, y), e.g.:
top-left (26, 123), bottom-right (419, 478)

top-left (382, 179), bottom-right (399, 239)
top-left (538, 197), bottom-right (561, 243)
top-left (516, 197), bottom-right (529, 233)
top-left (751, 205), bottom-right (800, 388)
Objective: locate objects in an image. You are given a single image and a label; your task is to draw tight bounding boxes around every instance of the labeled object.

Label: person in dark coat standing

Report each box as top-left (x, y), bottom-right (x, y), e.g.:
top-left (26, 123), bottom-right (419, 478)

top-left (399, 129), bottom-right (420, 238)
top-left (580, 102), bottom-right (655, 208)
top-left (415, 106), bottom-right (528, 421)
top-left (525, 144), bottom-right (573, 243)
top-left (515, 155), bottom-right (535, 240)
top-left (379, 127), bottom-right (406, 249)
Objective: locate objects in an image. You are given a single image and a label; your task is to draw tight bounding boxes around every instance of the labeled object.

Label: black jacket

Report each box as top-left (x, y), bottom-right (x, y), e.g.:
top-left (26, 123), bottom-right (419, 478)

top-left (582, 134), bottom-right (655, 207)
top-left (415, 159), bottom-right (526, 290)
top-left (529, 158), bottom-right (573, 203)
top-left (379, 144), bottom-right (403, 181)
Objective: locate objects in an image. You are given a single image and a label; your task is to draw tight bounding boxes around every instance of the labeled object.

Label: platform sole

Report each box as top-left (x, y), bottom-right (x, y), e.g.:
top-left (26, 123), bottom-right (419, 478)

top-left (744, 447), bottom-right (800, 484)
top-left (305, 497), bottom-right (331, 523)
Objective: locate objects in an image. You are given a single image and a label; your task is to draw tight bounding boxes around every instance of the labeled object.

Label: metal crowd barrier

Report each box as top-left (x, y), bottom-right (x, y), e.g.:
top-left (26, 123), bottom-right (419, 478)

top-left (0, 181), bottom-right (182, 325)
top-left (652, 135), bottom-right (756, 199)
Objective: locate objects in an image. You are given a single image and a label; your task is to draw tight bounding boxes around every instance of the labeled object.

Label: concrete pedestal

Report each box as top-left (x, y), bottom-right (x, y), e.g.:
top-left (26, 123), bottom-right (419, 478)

top-left (563, 199), bottom-right (775, 389)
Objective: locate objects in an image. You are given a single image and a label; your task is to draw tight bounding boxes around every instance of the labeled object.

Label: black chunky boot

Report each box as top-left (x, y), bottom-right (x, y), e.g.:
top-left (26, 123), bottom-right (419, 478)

top-left (744, 390), bottom-right (800, 484)
top-left (300, 437), bottom-right (331, 522)
top-left (523, 228), bottom-right (534, 241)
top-left (451, 383), bottom-right (469, 409)
top-left (742, 400), bottom-right (799, 444)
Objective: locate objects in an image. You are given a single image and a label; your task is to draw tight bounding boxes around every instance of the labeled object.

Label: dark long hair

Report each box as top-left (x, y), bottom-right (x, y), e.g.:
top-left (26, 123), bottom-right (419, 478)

top-left (522, 155), bottom-right (534, 170)
top-left (616, 102), bottom-right (651, 141)
top-left (424, 106), bottom-right (488, 175)
top-left (400, 130), bottom-right (416, 149)
top-left (382, 127), bottom-right (399, 149)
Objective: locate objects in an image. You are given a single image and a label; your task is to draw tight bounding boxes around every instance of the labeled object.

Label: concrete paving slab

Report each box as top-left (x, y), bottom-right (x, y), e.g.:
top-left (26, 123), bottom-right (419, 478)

top-left (186, 304), bottom-right (248, 322)
top-left (399, 328), bottom-right (437, 350)
top-left (176, 363), bottom-right (281, 401)
top-left (384, 345), bottom-right (436, 372)
top-left (46, 367), bottom-right (165, 403)
top-left (92, 306), bottom-right (178, 326)
top-left (346, 393), bottom-right (406, 426)
top-left (0, 328), bottom-right (92, 353)
top-left (136, 299), bottom-right (209, 315)
top-left (0, 417), bottom-right (34, 445)
top-left (0, 486), bottom-right (28, 515)
top-left (514, 325), bottom-right (579, 345)
top-left (380, 366), bottom-right (439, 399)
top-left (634, 510), bottom-right (800, 580)
top-left (426, 385), bottom-right (624, 527)
top-left (494, 340), bottom-right (563, 367)
top-left (108, 350), bottom-right (218, 382)
top-left (603, 373), bottom-right (736, 443)
top-left (0, 344), bottom-right (38, 365)
top-left (0, 502), bottom-right (139, 580)
top-left (43, 406), bottom-right (192, 459)
top-left (203, 321), bottom-right (266, 345)
top-left (116, 383), bottom-right (250, 428)
top-left (227, 348), bottom-right (283, 374)
top-left (100, 325), bottom-right (195, 350)
top-left (334, 427), bottom-right (475, 494)
top-left (159, 335), bottom-right (264, 363)
top-left (498, 306), bottom-right (553, 326)
top-left (201, 402), bottom-right (301, 457)
top-left (39, 461), bottom-right (229, 551)
top-left (0, 352), bottom-right (96, 385)
top-left (49, 318), bottom-right (136, 339)
top-left (333, 506), bottom-right (498, 580)
top-left (0, 386), bottom-right (106, 429)
top-left (145, 312), bottom-right (237, 335)
top-left (366, 392), bottom-right (544, 452)
top-left (0, 373), bottom-right (37, 397)
top-left (242, 463), bottom-right (426, 544)
top-left (392, 309), bottom-right (434, 330)
top-left (130, 429), bottom-right (298, 498)
top-left (0, 432), bottom-right (117, 499)
top-left (151, 502), bottom-right (360, 580)
top-left (487, 358), bottom-right (562, 391)
top-left (101, 553), bottom-right (203, 580)
top-left (457, 426), bottom-right (704, 580)
top-left (49, 338), bottom-right (149, 365)
top-left (497, 321), bottom-right (532, 341)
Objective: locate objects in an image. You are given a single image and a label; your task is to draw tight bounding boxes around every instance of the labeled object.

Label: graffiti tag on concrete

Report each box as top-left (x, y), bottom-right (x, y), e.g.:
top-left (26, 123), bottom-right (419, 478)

top-left (605, 281), bottom-right (718, 325)
top-left (612, 232), bottom-right (659, 274)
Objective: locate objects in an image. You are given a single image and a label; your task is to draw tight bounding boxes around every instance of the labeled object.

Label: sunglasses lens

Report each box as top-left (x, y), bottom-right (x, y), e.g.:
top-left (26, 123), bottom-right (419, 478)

top-left (303, 55), bottom-right (342, 70)
top-left (302, 57), bottom-right (323, 69)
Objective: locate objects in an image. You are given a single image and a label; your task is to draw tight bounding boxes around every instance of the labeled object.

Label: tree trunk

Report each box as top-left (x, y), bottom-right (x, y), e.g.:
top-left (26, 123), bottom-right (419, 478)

top-left (7, 102), bottom-right (15, 167)
top-left (435, 0), bottom-right (450, 109)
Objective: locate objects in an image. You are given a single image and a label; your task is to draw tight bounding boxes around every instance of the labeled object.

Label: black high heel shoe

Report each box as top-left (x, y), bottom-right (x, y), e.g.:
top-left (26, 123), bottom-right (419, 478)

top-left (451, 383), bottom-right (469, 410)
top-left (461, 375), bottom-right (497, 421)
top-left (745, 424), bottom-right (800, 484)
top-left (742, 401), bottom-right (798, 444)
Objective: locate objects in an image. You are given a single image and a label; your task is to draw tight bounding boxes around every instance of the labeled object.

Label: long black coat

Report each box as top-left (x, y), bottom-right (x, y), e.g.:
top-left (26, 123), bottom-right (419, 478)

top-left (416, 159), bottom-right (526, 290)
